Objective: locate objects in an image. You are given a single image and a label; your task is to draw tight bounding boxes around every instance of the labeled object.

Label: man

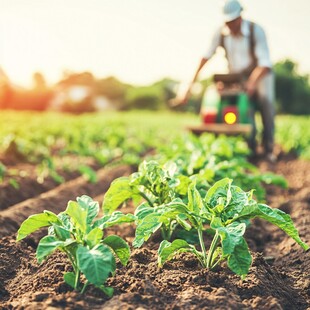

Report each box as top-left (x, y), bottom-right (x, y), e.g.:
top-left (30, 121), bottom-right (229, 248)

top-left (178, 0), bottom-right (276, 162)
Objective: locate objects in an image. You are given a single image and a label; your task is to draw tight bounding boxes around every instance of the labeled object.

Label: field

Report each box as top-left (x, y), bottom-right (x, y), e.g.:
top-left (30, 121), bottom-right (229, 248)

top-left (0, 111), bottom-right (309, 309)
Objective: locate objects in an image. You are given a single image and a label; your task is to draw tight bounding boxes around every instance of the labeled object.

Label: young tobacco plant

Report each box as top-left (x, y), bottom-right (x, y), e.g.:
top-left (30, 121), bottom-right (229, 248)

top-left (17, 195), bottom-right (135, 296)
top-left (154, 133), bottom-right (287, 201)
top-left (102, 160), bottom-right (193, 242)
top-left (135, 178), bottom-right (309, 278)
top-left (103, 160), bottom-right (181, 210)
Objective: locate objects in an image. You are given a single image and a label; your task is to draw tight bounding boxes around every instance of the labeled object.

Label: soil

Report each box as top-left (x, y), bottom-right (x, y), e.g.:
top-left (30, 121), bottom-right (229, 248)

top-left (0, 151), bottom-right (309, 310)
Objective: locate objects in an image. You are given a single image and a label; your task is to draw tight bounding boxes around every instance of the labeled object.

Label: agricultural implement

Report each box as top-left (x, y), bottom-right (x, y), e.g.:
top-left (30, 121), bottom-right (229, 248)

top-left (188, 74), bottom-right (254, 136)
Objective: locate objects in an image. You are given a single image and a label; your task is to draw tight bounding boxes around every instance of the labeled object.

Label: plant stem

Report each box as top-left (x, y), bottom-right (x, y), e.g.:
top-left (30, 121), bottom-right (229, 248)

top-left (81, 280), bottom-right (89, 294)
top-left (161, 226), bottom-right (171, 241)
top-left (207, 231), bottom-right (220, 269)
top-left (197, 227), bottom-right (207, 267)
top-left (139, 191), bottom-right (154, 208)
top-left (211, 257), bottom-right (223, 269)
top-left (74, 270), bottom-right (80, 290)
top-left (64, 249), bottom-right (78, 275)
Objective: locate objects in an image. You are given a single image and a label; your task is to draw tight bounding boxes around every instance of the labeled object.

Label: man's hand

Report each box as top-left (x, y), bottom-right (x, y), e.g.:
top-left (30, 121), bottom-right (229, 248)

top-left (169, 88), bottom-right (191, 107)
top-left (245, 79), bottom-right (257, 97)
top-left (169, 58), bottom-right (207, 107)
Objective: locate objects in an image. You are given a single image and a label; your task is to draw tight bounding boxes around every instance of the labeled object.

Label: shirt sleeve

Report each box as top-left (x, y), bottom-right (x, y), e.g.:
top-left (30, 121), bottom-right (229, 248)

top-left (254, 24), bottom-right (272, 68)
top-left (203, 27), bottom-right (222, 60)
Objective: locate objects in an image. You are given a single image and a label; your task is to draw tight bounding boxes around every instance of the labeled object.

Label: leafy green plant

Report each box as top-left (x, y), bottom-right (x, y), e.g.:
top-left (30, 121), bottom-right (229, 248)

top-left (275, 115), bottom-right (310, 160)
top-left (103, 161), bottom-right (180, 210)
top-left (17, 195), bottom-right (135, 296)
top-left (133, 178), bottom-right (308, 278)
top-left (0, 161), bottom-right (6, 182)
top-left (36, 158), bottom-right (64, 184)
top-left (102, 160), bottom-right (194, 241)
top-left (0, 162), bottom-right (20, 188)
top-left (198, 159), bottom-right (288, 201)
top-left (153, 132), bottom-right (288, 201)
top-left (78, 165), bottom-right (97, 183)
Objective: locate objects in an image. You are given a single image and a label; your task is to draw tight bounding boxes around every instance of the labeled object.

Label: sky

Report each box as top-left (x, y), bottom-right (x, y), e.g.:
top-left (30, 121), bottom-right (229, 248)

top-left (0, 0), bottom-right (309, 87)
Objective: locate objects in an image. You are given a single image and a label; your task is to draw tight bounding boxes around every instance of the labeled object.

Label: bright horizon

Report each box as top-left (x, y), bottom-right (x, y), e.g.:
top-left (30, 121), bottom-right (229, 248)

top-left (0, 0), bottom-right (309, 87)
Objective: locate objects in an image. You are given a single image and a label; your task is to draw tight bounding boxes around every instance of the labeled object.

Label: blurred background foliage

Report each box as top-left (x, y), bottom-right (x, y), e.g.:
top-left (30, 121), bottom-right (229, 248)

top-left (0, 58), bottom-right (309, 115)
top-left (274, 59), bottom-right (310, 114)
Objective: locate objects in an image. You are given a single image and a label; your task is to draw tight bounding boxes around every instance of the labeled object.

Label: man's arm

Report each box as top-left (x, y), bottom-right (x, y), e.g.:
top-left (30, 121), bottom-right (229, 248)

top-left (169, 58), bottom-right (208, 107)
top-left (246, 66), bottom-right (270, 97)
top-left (181, 57), bottom-right (209, 105)
top-left (170, 27), bottom-right (222, 107)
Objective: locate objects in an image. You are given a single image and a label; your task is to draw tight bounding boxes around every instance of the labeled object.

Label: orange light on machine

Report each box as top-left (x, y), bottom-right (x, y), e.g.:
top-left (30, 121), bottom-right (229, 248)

top-left (224, 112), bottom-right (237, 124)
top-left (223, 106), bottom-right (238, 125)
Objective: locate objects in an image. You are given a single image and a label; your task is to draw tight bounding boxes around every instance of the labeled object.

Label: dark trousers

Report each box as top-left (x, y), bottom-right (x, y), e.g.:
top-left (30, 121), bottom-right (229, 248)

top-left (248, 72), bottom-right (275, 154)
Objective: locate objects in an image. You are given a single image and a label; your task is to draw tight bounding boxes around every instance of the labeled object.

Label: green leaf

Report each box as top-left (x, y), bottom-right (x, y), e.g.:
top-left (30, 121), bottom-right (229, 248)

top-left (77, 244), bottom-right (116, 286)
top-left (211, 139), bottom-right (233, 158)
top-left (188, 183), bottom-right (204, 213)
top-left (76, 195), bottom-right (99, 225)
top-left (66, 201), bottom-right (88, 234)
top-left (158, 239), bottom-right (194, 267)
top-left (161, 199), bottom-right (199, 227)
top-left (213, 221), bottom-right (246, 256)
top-left (103, 235), bottom-right (130, 266)
top-left (78, 165), bottom-right (97, 183)
top-left (102, 177), bottom-right (133, 214)
top-left (173, 228), bottom-right (200, 245)
top-left (9, 178), bottom-right (19, 189)
top-left (134, 202), bottom-right (154, 221)
top-left (58, 213), bottom-right (72, 230)
top-left (260, 173), bottom-right (288, 188)
top-left (165, 199), bottom-right (188, 214)
top-left (17, 211), bottom-right (59, 241)
top-left (98, 285), bottom-right (114, 297)
top-left (36, 235), bottom-right (65, 263)
top-left (163, 161), bottom-right (178, 179)
top-left (175, 175), bottom-right (192, 195)
top-left (94, 212), bottom-right (135, 229)
top-left (176, 214), bottom-right (192, 231)
top-left (227, 238), bottom-right (252, 277)
top-left (222, 186), bottom-right (250, 221)
top-left (133, 214), bottom-right (162, 248)
top-left (210, 219), bottom-right (251, 276)
top-left (210, 216), bottom-right (223, 229)
top-left (52, 224), bottom-right (71, 241)
top-left (86, 227), bottom-right (103, 248)
top-left (237, 203), bottom-right (309, 251)
top-left (205, 178), bottom-right (232, 209)
top-left (64, 272), bottom-right (76, 289)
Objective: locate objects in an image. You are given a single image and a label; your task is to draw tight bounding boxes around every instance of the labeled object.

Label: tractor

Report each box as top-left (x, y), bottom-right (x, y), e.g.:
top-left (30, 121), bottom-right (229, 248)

top-left (188, 73), bottom-right (254, 136)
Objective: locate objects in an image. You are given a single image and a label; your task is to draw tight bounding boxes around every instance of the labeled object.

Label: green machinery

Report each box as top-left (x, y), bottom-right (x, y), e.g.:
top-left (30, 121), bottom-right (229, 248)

top-left (188, 74), bottom-right (254, 136)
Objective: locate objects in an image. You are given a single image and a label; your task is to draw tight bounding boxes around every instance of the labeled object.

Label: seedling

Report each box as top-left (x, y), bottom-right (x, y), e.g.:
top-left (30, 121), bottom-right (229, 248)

top-left (134, 178), bottom-right (309, 278)
top-left (155, 133), bottom-right (288, 201)
top-left (17, 195), bottom-right (135, 296)
top-left (0, 161), bottom-right (6, 181)
top-left (102, 160), bottom-right (192, 241)
top-left (103, 161), bottom-right (182, 211)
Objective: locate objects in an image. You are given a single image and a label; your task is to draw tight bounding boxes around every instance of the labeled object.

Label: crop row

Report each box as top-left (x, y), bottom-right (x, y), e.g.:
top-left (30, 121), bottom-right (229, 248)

top-left (0, 111), bottom-right (193, 184)
top-left (274, 115), bottom-right (310, 159)
top-left (1, 111), bottom-right (309, 185)
top-left (16, 125), bottom-right (309, 296)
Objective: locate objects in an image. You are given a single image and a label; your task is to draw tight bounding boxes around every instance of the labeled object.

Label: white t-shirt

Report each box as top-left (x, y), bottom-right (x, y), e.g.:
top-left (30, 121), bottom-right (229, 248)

top-left (204, 19), bottom-right (272, 73)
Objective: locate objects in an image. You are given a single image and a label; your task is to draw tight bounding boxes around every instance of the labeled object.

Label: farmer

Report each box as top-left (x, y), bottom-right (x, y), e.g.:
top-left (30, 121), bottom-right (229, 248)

top-left (175, 0), bottom-right (276, 162)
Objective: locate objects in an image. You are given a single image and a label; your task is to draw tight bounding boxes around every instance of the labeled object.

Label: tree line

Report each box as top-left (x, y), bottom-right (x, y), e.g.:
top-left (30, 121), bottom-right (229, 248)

top-left (0, 59), bottom-right (309, 114)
